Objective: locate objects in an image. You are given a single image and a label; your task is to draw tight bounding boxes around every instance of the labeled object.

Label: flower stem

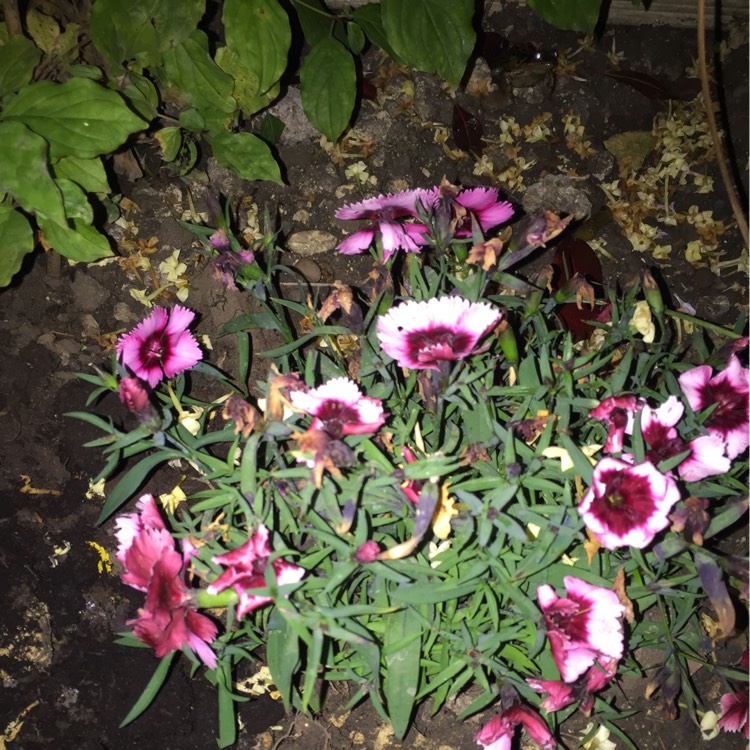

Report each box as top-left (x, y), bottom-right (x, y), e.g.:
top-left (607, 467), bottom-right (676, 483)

top-left (194, 587), bottom-right (239, 609)
top-left (665, 310), bottom-right (744, 339)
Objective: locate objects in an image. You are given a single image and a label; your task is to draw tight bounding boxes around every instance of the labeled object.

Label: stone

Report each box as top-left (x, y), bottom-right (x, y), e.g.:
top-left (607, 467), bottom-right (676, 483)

top-left (287, 230), bottom-right (338, 256)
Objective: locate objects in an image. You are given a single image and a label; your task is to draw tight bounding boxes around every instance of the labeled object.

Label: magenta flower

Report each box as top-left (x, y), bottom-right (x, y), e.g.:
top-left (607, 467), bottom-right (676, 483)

top-left (452, 186), bottom-right (514, 234)
top-left (678, 354), bottom-right (750, 460)
top-left (116, 495), bottom-right (217, 667)
top-left (589, 395), bottom-right (642, 453)
top-left (578, 457), bottom-right (681, 549)
top-left (207, 525), bottom-right (305, 620)
top-left (475, 704), bottom-right (555, 750)
top-left (335, 190), bottom-right (431, 261)
top-left (638, 396), bottom-right (731, 482)
top-left (117, 306), bottom-right (202, 388)
top-left (719, 687), bottom-right (749, 738)
top-left (288, 377), bottom-right (385, 438)
top-left (528, 657), bottom-right (618, 715)
top-left (376, 296), bottom-right (502, 371)
top-left (537, 577), bottom-right (624, 683)
top-left (119, 377), bottom-right (161, 430)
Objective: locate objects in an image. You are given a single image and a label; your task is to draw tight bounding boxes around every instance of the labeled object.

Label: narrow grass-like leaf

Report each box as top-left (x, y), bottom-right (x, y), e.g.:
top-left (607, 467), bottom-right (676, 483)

top-left (119, 651), bottom-right (176, 727)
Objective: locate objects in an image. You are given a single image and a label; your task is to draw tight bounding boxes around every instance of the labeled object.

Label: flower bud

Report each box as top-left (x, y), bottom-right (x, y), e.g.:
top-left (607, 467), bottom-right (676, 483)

top-left (119, 377), bottom-right (161, 431)
top-left (354, 540), bottom-right (380, 563)
top-left (642, 269), bottom-right (664, 320)
top-left (496, 319), bottom-right (519, 364)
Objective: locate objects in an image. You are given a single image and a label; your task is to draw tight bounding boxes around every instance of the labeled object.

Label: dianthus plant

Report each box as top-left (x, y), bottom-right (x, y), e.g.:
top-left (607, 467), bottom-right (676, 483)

top-left (73, 181), bottom-right (749, 749)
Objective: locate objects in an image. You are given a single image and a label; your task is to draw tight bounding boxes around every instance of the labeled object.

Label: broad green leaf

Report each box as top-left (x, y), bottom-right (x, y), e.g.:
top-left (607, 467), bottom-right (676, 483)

top-left (118, 71), bottom-right (160, 120)
top-left (89, 0), bottom-right (206, 70)
top-left (0, 121), bottom-right (66, 224)
top-left (56, 178), bottom-right (94, 224)
top-left (215, 46), bottom-right (269, 116)
top-left (383, 607), bottom-right (422, 738)
top-left (4, 78), bottom-right (147, 159)
top-left (26, 8), bottom-right (60, 55)
top-left (346, 22), bottom-right (366, 54)
top-left (293, 0), bottom-right (347, 47)
top-left (154, 127), bottom-right (183, 162)
top-left (223, 0), bottom-right (291, 96)
top-left (300, 38), bottom-right (356, 142)
top-left (161, 31), bottom-right (238, 130)
top-left (0, 35), bottom-right (42, 97)
top-left (53, 156), bottom-right (110, 194)
top-left (259, 114), bottom-right (284, 144)
top-left (179, 108), bottom-right (206, 132)
top-left (38, 216), bottom-right (113, 263)
top-left (381, 0), bottom-right (475, 86)
top-left (209, 130), bottom-right (283, 184)
top-left (526, 0), bottom-right (603, 33)
top-left (0, 207), bottom-right (35, 287)
top-left (352, 4), bottom-right (402, 62)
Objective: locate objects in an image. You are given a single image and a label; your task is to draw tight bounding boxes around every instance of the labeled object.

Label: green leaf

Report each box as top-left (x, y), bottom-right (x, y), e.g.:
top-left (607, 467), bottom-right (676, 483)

top-left (53, 156), bottom-right (110, 194)
top-left (0, 207), bottom-right (35, 287)
top-left (383, 608), bottom-right (422, 738)
top-left (302, 627), bottom-right (325, 712)
top-left (161, 31), bottom-right (238, 130)
top-left (179, 108), bottom-right (206, 132)
top-left (56, 179), bottom-right (94, 224)
top-left (259, 114), bottom-right (285, 144)
top-left (352, 4), bottom-right (402, 62)
top-left (119, 652), bottom-right (176, 727)
top-left (154, 127), bottom-right (183, 162)
top-left (292, 0), bottom-right (340, 46)
top-left (300, 38), bottom-right (356, 142)
top-left (223, 0), bottom-right (291, 96)
top-left (118, 72), bottom-right (160, 120)
top-left (209, 130), bottom-right (283, 184)
top-left (0, 121), bottom-right (66, 224)
top-left (38, 216), bottom-right (113, 262)
top-left (266, 609), bottom-right (300, 709)
top-left (26, 7), bottom-right (60, 55)
top-left (0, 35), bottom-right (42, 98)
top-left (346, 22), bottom-right (366, 55)
top-left (526, 0), bottom-right (603, 33)
top-left (89, 0), bottom-right (206, 70)
top-left (215, 46), bottom-right (269, 117)
top-left (381, 0), bottom-right (475, 86)
top-left (4, 78), bottom-right (147, 159)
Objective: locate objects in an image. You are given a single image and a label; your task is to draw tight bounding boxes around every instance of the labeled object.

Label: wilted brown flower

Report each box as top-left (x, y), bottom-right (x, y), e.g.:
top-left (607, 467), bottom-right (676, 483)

top-left (289, 428), bottom-right (355, 488)
top-left (222, 394), bottom-right (263, 438)
top-left (467, 237), bottom-right (504, 271)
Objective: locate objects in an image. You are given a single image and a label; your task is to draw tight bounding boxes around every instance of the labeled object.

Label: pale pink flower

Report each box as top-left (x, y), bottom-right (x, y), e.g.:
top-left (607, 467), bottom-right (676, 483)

top-left (376, 296), bottom-right (502, 371)
top-left (537, 577), bottom-right (624, 683)
top-left (475, 704), bottom-right (555, 750)
top-left (207, 525), bottom-right (305, 620)
top-left (335, 190), bottom-right (431, 261)
top-left (578, 458), bottom-right (681, 549)
top-left (288, 377), bottom-right (385, 438)
top-left (117, 306), bottom-right (202, 388)
top-left (679, 354), bottom-right (750, 459)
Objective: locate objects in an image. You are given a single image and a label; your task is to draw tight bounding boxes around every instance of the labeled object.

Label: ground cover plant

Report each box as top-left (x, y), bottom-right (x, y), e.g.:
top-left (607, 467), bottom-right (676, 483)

top-left (74, 182), bottom-right (750, 749)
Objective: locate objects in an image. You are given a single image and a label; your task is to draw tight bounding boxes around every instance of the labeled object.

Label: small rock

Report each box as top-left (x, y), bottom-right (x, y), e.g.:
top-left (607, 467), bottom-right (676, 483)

top-left (70, 272), bottom-right (109, 313)
top-left (287, 230), bottom-right (338, 256)
top-left (293, 258), bottom-right (322, 283)
top-left (113, 303), bottom-right (139, 323)
top-left (522, 174), bottom-right (593, 220)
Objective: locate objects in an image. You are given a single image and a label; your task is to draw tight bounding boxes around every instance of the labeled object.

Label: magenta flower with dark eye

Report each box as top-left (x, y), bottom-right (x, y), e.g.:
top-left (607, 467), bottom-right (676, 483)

top-left (117, 306), bottom-right (202, 388)
top-left (207, 525), bottom-right (305, 620)
top-left (589, 395), bottom-right (642, 453)
top-left (678, 354), bottom-right (750, 460)
top-left (579, 457), bottom-right (681, 549)
top-left (537, 577), bottom-right (624, 683)
top-left (288, 377), bottom-right (385, 438)
top-left (376, 296), bottom-right (502, 371)
top-left (115, 494), bottom-right (217, 667)
top-left (335, 190), bottom-right (431, 261)
top-left (475, 704), bottom-right (556, 750)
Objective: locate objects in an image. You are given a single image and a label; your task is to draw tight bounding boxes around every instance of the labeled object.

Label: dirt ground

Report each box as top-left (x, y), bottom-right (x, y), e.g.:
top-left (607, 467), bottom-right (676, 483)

top-left (1, 5), bottom-right (748, 750)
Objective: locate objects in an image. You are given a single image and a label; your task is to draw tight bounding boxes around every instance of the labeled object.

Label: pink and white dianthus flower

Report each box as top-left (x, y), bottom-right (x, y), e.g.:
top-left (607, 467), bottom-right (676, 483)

top-left (718, 686), bottom-right (749, 739)
top-left (578, 457), bottom-right (681, 549)
top-left (207, 524), bottom-right (305, 620)
top-left (475, 704), bottom-right (556, 750)
top-left (590, 395), bottom-right (642, 453)
top-left (638, 396), bottom-right (731, 482)
top-left (117, 305), bottom-right (202, 388)
top-left (335, 190), bottom-right (431, 261)
top-left (116, 494), bottom-right (217, 667)
top-left (376, 296), bottom-right (502, 371)
top-left (451, 186), bottom-right (514, 234)
top-left (288, 377), bottom-right (385, 438)
top-left (528, 656), bottom-right (618, 715)
top-left (537, 577), bottom-right (624, 684)
top-left (678, 354), bottom-right (750, 460)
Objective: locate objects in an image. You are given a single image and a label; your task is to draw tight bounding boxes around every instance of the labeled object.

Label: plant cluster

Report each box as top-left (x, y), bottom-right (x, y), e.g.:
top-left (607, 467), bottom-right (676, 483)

top-left (74, 180), bottom-right (749, 748)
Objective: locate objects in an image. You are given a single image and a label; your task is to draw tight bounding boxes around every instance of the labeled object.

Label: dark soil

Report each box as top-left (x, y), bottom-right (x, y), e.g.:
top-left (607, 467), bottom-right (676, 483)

top-left (1, 6), bottom-right (748, 750)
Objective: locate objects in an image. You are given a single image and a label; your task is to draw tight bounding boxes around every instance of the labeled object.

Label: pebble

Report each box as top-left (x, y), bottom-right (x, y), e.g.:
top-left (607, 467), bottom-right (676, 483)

top-left (287, 230), bottom-right (337, 256)
top-left (293, 258), bottom-right (323, 282)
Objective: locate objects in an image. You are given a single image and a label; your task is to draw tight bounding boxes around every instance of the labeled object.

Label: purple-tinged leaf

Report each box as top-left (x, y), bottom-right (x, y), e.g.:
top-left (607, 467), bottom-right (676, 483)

top-left (452, 103), bottom-right (484, 154)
